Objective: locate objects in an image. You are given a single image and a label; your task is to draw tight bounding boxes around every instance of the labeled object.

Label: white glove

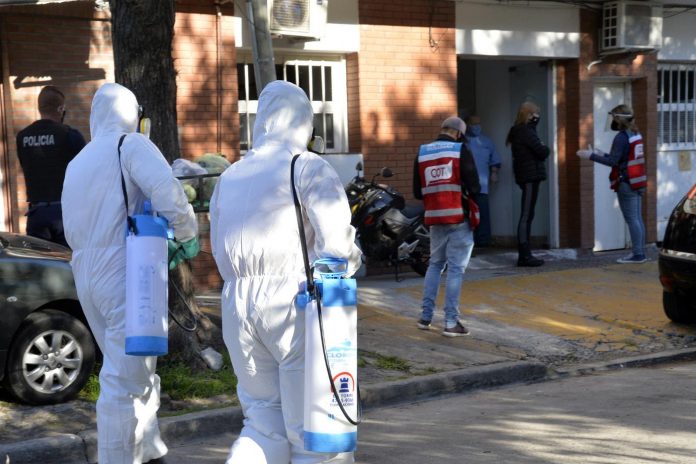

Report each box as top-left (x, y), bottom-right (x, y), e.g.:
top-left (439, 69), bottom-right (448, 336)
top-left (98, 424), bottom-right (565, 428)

top-left (589, 144), bottom-right (606, 157)
top-left (576, 149), bottom-right (592, 159)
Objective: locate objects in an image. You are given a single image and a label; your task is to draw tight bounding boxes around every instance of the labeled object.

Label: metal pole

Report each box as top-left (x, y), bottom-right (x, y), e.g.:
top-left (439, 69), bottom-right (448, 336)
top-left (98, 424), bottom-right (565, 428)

top-left (247, 0), bottom-right (276, 92)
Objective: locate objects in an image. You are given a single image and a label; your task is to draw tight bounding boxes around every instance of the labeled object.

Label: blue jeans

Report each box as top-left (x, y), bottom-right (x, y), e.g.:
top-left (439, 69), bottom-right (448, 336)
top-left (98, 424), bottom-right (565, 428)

top-left (420, 222), bottom-right (474, 328)
top-left (616, 182), bottom-right (646, 257)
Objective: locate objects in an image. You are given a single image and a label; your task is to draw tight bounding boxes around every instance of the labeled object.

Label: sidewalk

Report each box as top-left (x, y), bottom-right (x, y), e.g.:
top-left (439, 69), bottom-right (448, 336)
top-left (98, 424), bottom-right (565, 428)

top-left (4, 245), bottom-right (696, 464)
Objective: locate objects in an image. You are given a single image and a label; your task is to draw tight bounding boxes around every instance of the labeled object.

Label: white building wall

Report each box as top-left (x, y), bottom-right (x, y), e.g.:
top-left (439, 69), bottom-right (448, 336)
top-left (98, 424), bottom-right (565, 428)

top-left (455, 1), bottom-right (580, 58)
top-left (658, 10), bottom-right (696, 61)
top-left (656, 10), bottom-right (696, 240)
top-left (657, 150), bottom-right (696, 240)
top-left (233, 0), bottom-right (360, 53)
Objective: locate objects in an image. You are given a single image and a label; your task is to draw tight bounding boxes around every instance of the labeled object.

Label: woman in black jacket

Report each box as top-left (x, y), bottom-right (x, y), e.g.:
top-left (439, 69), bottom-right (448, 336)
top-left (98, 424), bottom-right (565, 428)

top-left (506, 102), bottom-right (550, 267)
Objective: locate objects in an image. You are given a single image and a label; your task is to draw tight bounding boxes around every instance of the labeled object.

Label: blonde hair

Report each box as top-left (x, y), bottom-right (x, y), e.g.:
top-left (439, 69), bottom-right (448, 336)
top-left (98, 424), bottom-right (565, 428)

top-left (514, 101), bottom-right (540, 126)
top-left (611, 104), bottom-right (639, 132)
top-left (506, 101), bottom-right (541, 146)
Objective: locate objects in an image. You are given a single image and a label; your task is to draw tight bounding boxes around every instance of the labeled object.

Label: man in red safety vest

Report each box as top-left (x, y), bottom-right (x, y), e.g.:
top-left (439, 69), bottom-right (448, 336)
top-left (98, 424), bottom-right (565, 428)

top-left (413, 116), bottom-right (480, 337)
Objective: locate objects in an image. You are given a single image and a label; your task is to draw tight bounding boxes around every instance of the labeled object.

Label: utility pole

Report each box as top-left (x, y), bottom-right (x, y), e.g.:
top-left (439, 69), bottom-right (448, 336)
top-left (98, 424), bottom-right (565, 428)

top-left (247, 0), bottom-right (277, 92)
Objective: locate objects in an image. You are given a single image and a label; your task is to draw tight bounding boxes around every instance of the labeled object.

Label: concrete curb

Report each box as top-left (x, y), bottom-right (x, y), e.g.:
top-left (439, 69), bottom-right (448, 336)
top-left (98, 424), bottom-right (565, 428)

top-left (360, 361), bottom-right (548, 408)
top-left (1, 434), bottom-right (86, 464)
top-left (3, 349), bottom-right (695, 464)
top-left (552, 346), bottom-right (696, 378)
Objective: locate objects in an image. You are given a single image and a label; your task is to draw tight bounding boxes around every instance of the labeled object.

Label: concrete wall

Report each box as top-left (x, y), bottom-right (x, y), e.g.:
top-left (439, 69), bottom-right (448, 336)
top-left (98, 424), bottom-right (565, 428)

top-left (655, 9), bottom-right (696, 240)
top-left (233, 0), bottom-right (360, 53)
top-left (455, 1), bottom-right (580, 58)
top-left (658, 10), bottom-right (696, 61)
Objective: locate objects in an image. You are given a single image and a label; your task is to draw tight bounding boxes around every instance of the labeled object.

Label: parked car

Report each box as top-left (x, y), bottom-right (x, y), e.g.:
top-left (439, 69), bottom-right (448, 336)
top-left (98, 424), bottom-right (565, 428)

top-left (659, 183), bottom-right (696, 323)
top-left (0, 232), bottom-right (95, 404)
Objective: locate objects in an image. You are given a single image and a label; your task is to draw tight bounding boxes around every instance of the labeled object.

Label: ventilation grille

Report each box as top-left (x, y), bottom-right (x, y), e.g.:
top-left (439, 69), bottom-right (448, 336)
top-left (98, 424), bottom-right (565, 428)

top-left (270, 0), bottom-right (310, 34)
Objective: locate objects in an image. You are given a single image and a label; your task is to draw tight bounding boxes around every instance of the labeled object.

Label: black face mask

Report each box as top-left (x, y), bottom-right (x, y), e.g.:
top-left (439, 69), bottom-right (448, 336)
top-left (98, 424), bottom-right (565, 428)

top-left (529, 116), bottom-right (540, 125)
top-left (611, 121), bottom-right (620, 131)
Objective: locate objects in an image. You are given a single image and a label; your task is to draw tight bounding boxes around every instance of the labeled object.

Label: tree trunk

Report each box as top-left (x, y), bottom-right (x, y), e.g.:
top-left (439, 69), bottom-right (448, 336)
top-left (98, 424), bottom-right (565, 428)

top-left (110, 0), bottom-right (222, 369)
top-left (110, 0), bottom-right (179, 162)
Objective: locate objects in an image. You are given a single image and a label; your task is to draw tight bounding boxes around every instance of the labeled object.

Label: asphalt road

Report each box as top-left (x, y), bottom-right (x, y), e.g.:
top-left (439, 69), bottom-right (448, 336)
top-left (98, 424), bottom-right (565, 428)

top-left (162, 361), bottom-right (696, 463)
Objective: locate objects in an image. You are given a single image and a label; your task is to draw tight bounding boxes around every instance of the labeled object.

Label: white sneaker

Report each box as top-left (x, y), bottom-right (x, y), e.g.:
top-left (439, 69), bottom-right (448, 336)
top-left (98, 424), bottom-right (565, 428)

top-left (616, 254), bottom-right (647, 264)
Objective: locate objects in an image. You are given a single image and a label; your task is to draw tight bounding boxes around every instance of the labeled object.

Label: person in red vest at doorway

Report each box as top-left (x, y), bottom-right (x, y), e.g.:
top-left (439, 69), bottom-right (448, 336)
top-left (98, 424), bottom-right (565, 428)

top-left (413, 116), bottom-right (480, 337)
top-left (577, 104), bottom-right (648, 264)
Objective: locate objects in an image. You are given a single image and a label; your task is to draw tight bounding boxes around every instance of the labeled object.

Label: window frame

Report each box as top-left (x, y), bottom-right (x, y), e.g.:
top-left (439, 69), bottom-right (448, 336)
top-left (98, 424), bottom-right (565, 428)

top-left (657, 62), bottom-right (696, 150)
top-left (237, 55), bottom-right (348, 154)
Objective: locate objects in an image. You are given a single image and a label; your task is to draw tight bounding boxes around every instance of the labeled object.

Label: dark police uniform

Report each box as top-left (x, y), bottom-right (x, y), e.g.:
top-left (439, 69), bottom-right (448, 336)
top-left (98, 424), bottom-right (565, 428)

top-left (16, 119), bottom-right (86, 247)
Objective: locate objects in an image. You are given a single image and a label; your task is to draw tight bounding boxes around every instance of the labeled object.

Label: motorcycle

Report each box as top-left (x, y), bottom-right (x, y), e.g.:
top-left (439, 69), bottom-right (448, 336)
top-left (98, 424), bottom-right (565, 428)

top-left (345, 162), bottom-right (430, 279)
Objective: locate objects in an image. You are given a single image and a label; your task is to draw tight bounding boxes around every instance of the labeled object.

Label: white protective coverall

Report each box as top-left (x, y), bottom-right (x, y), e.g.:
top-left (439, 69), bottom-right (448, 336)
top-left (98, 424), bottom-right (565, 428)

top-left (210, 80), bottom-right (362, 464)
top-left (62, 83), bottom-right (197, 464)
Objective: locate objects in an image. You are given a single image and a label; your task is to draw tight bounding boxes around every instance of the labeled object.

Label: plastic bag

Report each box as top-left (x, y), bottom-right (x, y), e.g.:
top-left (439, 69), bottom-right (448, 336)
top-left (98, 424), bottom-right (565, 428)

top-left (193, 153), bottom-right (231, 201)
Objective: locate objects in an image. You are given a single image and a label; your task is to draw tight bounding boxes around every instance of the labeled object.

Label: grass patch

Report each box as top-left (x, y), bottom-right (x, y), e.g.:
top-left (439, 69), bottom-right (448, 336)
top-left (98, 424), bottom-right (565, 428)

top-left (358, 349), bottom-right (412, 372)
top-left (78, 371), bottom-right (101, 402)
top-left (374, 354), bottom-right (411, 372)
top-left (159, 355), bottom-right (237, 400)
top-left (78, 354), bottom-right (238, 402)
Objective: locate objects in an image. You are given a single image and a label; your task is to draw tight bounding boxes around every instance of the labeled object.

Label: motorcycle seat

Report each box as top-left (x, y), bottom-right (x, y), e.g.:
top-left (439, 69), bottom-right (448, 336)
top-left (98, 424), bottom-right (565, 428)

top-left (402, 202), bottom-right (424, 219)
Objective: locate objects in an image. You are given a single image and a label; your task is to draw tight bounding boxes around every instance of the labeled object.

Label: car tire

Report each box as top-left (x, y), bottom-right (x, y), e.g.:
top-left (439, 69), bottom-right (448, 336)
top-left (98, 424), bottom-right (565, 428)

top-left (663, 291), bottom-right (696, 324)
top-left (3, 309), bottom-right (96, 405)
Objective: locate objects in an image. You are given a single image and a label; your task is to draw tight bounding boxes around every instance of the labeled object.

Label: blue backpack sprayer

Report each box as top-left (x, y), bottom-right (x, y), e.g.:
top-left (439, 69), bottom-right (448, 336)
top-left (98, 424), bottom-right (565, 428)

top-left (291, 154), bottom-right (362, 453)
top-left (116, 135), bottom-right (197, 357)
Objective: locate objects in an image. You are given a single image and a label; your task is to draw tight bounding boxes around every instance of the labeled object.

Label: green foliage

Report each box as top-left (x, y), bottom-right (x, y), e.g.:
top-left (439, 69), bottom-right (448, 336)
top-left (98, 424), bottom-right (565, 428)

top-left (374, 354), bottom-right (411, 372)
top-left (159, 355), bottom-right (237, 400)
top-left (78, 355), bottom-right (237, 402)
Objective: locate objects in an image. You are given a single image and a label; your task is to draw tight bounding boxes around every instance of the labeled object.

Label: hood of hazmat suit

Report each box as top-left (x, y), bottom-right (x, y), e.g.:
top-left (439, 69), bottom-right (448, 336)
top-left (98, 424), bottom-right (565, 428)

top-left (209, 80), bottom-right (361, 464)
top-left (61, 82), bottom-right (197, 464)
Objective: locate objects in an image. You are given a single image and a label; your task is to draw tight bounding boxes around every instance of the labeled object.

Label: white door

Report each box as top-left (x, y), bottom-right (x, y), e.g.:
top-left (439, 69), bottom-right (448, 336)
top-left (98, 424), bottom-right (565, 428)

top-left (593, 83), bottom-right (629, 251)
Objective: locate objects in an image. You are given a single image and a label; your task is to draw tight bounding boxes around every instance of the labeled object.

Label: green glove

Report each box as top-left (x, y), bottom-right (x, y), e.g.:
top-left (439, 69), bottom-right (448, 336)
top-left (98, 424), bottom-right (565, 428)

top-left (168, 237), bottom-right (200, 270)
top-left (180, 237), bottom-right (200, 259)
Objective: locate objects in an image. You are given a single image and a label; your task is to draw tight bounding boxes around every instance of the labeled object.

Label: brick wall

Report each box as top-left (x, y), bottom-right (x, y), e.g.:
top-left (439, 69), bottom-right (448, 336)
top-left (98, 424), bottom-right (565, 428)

top-left (0, 3), bottom-right (108, 233)
top-left (349, 0), bottom-right (457, 198)
top-left (173, 0), bottom-right (237, 291)
top-left (557, 8), bottom-right (659, 249)
top-left (0, 1), bottom-right (236, 291)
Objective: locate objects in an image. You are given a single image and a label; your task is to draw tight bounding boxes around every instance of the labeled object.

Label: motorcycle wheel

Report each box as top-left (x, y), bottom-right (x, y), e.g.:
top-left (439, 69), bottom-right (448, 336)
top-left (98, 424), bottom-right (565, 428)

top-left (409, 238), bottom-right (430, 276)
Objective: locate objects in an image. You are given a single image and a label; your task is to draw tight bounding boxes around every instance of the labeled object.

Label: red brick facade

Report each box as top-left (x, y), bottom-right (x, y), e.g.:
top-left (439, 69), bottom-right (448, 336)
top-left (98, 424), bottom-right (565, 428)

top-left (554, 8), bottom-right (658, 249)
top-left (0, 1), bottom-right (237, 290)
top-left (349, 0), bottom-right (457, 197)
top-left (0, 1), bottom-right (662, 289)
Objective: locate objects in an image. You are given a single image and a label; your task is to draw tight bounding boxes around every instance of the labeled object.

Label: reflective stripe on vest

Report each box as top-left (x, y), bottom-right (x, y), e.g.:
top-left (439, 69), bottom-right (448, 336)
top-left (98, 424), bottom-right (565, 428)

top-left (418, 141), bottom-right (464, 226)
top-left (609, 132), bottom-right (646, 191)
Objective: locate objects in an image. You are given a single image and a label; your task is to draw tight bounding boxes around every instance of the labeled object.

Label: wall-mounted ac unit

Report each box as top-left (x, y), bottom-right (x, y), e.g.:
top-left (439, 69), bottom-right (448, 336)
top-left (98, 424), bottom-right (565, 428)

top-left (268, 0), bottom-right (328, 40)
top-left (600, 0), bottom-right (662, 55)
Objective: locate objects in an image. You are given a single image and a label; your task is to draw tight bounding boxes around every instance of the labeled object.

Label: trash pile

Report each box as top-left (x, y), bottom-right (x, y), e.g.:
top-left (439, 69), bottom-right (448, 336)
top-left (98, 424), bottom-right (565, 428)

top-left (172, 153), bottom-right (231, 212)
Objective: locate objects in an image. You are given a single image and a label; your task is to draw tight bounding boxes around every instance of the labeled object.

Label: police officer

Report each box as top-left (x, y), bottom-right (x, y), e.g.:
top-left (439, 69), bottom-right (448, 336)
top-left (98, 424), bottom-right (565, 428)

top-left (16, 86), bottom-right (86, 247)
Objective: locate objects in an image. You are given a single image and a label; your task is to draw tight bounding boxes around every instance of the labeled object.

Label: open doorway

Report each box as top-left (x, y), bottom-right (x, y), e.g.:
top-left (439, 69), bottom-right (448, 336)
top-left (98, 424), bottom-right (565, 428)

top-left (457, 58), bottom-right (553, 248)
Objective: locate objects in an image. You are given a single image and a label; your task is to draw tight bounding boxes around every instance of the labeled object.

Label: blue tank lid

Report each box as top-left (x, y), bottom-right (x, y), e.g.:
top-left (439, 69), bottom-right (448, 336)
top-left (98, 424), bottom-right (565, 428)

top-left (132, 214), bottom-right (168, 238)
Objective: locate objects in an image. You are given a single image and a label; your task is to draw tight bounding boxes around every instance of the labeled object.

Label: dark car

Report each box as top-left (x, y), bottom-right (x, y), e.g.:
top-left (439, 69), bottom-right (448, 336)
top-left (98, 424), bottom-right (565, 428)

top-left (0, 232), bottom-right (95, 404)
top-left (659, 183), bottom-right (696, 323)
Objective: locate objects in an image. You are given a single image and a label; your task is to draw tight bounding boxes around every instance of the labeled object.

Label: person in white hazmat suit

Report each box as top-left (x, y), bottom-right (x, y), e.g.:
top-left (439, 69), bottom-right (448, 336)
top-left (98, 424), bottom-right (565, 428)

top-left (62, 82), bottom-right (199, 464)
top-left (209, 80), bottom-right (362, 464)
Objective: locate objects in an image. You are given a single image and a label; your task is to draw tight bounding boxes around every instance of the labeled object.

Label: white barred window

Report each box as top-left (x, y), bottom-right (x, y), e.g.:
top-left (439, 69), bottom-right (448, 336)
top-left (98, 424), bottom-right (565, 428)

top-left (237, 57), bottom-right (347, 153)
top-left (658, 64), bottom-right (696, 148)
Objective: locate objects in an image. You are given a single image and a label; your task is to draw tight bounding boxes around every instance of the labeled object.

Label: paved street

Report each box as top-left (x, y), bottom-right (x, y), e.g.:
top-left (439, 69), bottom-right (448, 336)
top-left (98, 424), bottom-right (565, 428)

top-left (162, 361), bottom-right (696, 463)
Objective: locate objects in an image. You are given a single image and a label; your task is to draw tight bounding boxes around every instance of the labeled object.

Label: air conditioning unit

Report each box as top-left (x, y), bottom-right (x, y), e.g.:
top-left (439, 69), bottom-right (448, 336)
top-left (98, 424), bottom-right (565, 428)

top-left (268, 0), bottom-right (328, 40)
top-left (600, 1), bottom-right (662, 55)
